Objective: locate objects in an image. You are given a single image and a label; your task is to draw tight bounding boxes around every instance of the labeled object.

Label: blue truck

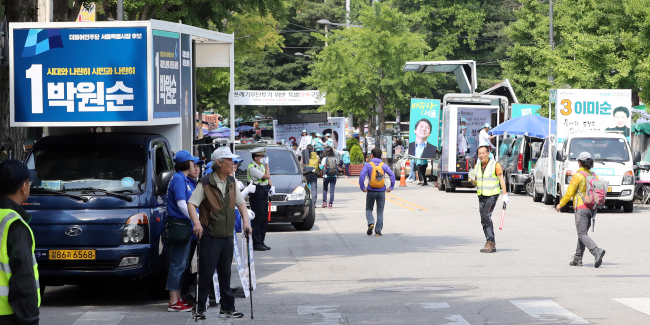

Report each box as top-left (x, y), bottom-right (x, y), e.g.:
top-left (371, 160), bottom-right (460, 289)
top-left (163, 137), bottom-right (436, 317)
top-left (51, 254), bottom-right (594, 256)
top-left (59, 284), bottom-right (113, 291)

top-left (24, 133), bottom-right (175, 296)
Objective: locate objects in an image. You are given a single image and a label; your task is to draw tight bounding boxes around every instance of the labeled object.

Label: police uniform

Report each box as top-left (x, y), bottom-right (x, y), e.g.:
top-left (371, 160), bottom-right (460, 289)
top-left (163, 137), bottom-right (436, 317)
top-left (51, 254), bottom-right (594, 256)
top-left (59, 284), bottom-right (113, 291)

top-left (247, 148), bottom-right (271, 250)
top-left (471, 158), bottom-right (502, 253)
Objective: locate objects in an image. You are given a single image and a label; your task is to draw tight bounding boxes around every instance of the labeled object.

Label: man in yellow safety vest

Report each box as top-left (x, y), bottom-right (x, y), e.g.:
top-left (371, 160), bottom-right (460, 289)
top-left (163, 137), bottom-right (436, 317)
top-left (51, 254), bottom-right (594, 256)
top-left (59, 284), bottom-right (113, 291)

top-left (0, 160), bottom-right (40, 325)
top-left (469, 146), bottom-right (509, 253)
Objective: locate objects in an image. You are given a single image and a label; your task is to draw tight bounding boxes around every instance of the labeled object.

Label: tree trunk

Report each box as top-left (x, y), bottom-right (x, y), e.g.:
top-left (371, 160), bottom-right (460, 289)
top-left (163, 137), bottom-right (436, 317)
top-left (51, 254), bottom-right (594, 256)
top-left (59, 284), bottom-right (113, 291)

top-left (1, 0), bottom-right (38, 159)
top-left (378, 95), bottom-right (386, 139)
top-left (357, 117), bottom-right (365, 138)
top-left (368, 113), bottom-right (374, 137)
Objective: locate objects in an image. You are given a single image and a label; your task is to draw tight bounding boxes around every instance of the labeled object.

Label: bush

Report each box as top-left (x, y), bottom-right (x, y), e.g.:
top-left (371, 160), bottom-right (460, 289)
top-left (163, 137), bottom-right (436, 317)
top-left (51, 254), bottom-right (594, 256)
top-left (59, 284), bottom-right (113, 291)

top-left (350, 145), bottom-right (364, 164)
top-left (346, 137), bottom-right (359, 150)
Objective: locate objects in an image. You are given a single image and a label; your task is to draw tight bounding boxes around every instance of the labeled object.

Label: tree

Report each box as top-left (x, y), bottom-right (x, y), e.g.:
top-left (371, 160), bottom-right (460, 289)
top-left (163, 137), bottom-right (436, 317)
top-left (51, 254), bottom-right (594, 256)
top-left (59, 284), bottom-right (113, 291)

top-left (305, 3), bottom-right (440, 136)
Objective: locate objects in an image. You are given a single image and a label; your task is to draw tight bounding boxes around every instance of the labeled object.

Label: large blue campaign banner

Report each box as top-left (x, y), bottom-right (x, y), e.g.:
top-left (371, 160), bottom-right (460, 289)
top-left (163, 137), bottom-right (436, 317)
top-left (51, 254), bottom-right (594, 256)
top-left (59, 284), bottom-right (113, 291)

top-left (153, 30), bottom-right (181, 118)
top-left (12, 27), bottom-right (148, 122)
top-left (408, 99), bottom-right (440, 159)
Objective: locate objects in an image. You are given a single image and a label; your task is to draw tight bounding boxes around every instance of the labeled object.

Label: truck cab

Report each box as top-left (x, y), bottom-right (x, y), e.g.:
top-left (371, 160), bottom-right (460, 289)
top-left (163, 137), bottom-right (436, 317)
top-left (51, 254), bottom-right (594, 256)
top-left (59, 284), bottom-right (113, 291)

top-left (24, 133), bottom-right (174, 294)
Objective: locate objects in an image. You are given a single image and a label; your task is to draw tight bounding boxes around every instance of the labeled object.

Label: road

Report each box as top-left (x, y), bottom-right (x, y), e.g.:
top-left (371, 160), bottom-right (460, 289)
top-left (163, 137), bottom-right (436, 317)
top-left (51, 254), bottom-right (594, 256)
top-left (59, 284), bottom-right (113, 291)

top-left (40, 177), bottom-right (650, 324)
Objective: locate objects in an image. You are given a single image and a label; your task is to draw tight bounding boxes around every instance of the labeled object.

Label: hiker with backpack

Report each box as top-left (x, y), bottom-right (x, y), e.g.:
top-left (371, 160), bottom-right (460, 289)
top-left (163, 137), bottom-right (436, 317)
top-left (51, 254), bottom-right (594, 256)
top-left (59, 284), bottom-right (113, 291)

top-left (556, 152), bottom-right (607, 268)
top-left (320, 147), bottom-right (340, 208)
top-left (359, 148), bottom-right (396, 236)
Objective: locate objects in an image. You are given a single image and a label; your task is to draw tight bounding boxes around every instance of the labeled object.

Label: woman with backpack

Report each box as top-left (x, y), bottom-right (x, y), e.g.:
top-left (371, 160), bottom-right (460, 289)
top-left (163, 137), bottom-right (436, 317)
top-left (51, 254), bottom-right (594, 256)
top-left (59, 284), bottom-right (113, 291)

top-left (306, 145), bottom-right (320, 205)
top-left (556, 152), bottom-right (606, 268)
top-left (320, 147), bottom-right (339, 208)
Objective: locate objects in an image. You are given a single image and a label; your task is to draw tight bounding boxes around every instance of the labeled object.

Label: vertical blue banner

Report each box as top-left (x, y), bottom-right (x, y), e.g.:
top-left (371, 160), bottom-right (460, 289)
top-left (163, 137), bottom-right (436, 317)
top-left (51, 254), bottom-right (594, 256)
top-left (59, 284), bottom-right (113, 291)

top-left (408, 99), bottom-right (440, 159)
top-left (152, 30), bottom-right (181, 118)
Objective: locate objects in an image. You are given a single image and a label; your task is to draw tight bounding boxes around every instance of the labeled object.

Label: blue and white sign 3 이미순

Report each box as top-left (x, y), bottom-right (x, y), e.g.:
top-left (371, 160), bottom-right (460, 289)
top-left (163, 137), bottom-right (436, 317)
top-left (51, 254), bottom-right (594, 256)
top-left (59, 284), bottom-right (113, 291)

top-left (12, 27), bottom-right (148, 122)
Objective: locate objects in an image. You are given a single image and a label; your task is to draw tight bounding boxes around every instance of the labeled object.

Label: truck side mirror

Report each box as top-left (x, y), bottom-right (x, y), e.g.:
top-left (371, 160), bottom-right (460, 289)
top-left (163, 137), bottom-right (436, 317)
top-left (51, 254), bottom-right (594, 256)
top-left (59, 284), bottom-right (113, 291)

top-left (634, 151), bottom-right (642, 164)
top-left (556, 150), bottom-right (565, 162)
top-left (303, 166), bottom-right (315, 176)
top-left (156, 170), bottom-right (174, 195)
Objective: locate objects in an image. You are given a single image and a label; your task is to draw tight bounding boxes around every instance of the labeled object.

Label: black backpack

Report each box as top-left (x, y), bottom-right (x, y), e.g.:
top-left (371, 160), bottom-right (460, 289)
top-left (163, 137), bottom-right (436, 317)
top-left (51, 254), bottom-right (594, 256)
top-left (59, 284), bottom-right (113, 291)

top-left (325, 157), bottom-right (338, 177)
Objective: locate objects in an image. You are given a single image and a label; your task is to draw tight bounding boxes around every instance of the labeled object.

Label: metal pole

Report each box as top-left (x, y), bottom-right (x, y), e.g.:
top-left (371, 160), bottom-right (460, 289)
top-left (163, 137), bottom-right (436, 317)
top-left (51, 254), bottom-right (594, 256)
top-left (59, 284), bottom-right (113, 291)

top-left (230, 36), bottom-right (236, 153)
top-left (117, 0), bottom-right (123, 20)
top-left (346, 0), bottom-right (350, 28)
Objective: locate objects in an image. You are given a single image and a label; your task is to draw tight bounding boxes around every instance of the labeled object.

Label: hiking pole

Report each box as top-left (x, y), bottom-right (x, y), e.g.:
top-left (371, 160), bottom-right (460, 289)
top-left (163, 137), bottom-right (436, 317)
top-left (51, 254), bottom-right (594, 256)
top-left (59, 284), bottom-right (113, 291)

top-left (245, 229), bottom-right (254, 319)
top-left (499, 202), bottom-right (507, 230)
top-left (194, 237), bottom-right (200, 322)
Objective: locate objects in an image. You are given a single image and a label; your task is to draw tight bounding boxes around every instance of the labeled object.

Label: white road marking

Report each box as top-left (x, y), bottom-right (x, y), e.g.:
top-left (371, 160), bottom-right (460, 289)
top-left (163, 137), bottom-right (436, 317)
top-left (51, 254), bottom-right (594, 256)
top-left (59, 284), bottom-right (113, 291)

top-left (511, 300), bottom-right (589, 324)
top-left (319, 210), bottom-right (411, 213)
top-left (533, 205), bottom-right (548, 210)
top-left (72, 311), bottom-right (125, 325)
top-left (613, 298), bottom-right (650, 316)
top-left (445, 315), bottom-right (471, 325)
top-left (407, 302), bottom-right (450, 309)
top-left (297, 305), bottom-right (343, 324)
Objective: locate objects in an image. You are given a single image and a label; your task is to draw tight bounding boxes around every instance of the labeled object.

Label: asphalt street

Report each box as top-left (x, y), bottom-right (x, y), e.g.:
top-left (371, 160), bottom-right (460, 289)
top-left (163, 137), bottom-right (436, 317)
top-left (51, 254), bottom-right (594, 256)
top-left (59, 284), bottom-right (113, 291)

top-left (40, 177), bottom-right (650, 324)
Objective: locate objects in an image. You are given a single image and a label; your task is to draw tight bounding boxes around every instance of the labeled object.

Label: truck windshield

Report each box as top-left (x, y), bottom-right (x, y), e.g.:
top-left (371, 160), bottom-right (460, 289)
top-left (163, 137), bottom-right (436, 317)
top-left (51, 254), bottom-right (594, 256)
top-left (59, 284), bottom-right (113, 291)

top-left (26, 144), bottom-right (146, 193)
top-left (568, 138), bottom-right (629, 162)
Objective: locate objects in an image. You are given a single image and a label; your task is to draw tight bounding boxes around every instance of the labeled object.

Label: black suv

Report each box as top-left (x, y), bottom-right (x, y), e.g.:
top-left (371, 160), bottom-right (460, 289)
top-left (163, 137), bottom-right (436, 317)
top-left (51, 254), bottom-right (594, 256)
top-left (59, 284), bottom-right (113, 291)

top-left (234, 145), bottom-right (316, 230)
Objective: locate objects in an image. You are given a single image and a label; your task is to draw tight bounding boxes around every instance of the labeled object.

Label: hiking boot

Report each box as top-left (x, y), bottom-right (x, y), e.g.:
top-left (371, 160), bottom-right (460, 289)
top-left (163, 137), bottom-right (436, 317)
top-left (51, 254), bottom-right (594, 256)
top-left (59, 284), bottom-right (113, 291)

top-left (594, 248), bottom-right (606, 268)
top-left (480, 241), bottom-right (496, 253)
top-left (570, 256), bottom-right (583, 266)
top-left (168, 300), bottom-right (192, 312)
top-left (375, 230), bottom-right (382, 236)
top-left (322, 202), bottom-right (327, 208)
top-left (367, 224), bottom-right (374, 236)
top-left (253, 244), bottom-right (268, 251)
top-left (219, 309), bottom-right (244, 318)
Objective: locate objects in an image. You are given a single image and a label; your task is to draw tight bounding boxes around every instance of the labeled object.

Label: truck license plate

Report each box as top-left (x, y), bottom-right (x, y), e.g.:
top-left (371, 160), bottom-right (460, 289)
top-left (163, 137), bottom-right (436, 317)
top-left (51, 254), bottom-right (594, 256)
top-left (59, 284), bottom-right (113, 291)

top-left (49, 250), bottom-right (96, 260)
top-left (270, 205), bottom-right (277, 212)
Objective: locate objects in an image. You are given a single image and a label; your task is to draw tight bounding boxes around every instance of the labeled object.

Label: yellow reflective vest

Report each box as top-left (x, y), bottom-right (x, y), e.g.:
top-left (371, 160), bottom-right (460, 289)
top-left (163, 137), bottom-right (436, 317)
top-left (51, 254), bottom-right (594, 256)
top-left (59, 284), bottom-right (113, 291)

top-left (475, 160), bottom-right (501, 196)
top-left (247, 162), bottom-right (268, 185)
top-left (0, 209), bottom-right (40, 316)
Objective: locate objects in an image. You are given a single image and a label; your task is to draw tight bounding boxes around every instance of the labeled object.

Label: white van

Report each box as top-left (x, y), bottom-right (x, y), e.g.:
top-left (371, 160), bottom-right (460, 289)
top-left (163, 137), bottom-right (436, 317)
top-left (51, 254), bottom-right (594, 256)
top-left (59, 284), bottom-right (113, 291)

top-left (533, 132), bottom-right (641, 212)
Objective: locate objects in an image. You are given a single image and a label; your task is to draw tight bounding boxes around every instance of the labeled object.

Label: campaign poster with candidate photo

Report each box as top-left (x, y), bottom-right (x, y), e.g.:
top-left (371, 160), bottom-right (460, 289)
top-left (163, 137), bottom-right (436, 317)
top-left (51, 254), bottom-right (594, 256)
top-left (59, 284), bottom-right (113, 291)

top-left (409, 99), bottom-right (440, 159)
top-left (555, 89), bottom-right (632, 143)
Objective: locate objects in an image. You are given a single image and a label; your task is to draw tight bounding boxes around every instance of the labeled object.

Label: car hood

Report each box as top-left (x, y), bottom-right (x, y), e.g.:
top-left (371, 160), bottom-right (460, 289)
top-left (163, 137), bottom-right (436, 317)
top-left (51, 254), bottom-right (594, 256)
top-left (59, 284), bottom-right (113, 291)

top-left (269, 174), bottom-right (304, 194)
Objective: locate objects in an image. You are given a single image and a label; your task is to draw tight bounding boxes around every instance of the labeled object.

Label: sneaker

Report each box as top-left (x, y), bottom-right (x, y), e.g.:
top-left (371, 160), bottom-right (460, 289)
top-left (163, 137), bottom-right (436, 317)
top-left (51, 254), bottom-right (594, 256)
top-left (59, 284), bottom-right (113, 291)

top-left (322, 202), bottom-right (327, 208)
top-left (168, 300), bottom-right (192, 312)
top-left (480, 241), bottom-right (496, 253)
top-left (219, 309), bottom-right (244, 318)
top-left (262, 243), bottom-right (271, 250)
top-left (253, 244), bottom-right (268, 251)
top-left (367, 224), bottom-right (374, 236)
top-left (193, 311), bottom-right (206, 320)
top-left (594, 248), bottom-right (606, 268)
top-left (179, 298), bottom-right (194, 308)
top-left (375, 230), bottom-right (382, 236)
top-left (570, 256), bottom-right (583, 266)
top-left (328, 203), bottom-right (333, 209)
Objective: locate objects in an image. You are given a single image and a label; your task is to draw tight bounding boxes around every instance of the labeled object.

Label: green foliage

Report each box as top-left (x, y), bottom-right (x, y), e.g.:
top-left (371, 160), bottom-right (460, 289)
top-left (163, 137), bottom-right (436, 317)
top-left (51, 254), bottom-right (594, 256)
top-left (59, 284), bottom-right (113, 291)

top-left (346, 137), bottom-right (359, 150)
top-left (350, 145), bottom-right (364, 165)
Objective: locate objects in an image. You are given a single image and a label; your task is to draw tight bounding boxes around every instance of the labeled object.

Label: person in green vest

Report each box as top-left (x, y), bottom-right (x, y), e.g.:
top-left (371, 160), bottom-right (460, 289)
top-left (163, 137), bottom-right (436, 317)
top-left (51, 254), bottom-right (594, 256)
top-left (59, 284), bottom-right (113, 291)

top-left (0, 160), bottom-right (40, 325)
top-left (469, 145), bottom-right (509, 253)
top-left (247, 147), bottom-right (275, 251)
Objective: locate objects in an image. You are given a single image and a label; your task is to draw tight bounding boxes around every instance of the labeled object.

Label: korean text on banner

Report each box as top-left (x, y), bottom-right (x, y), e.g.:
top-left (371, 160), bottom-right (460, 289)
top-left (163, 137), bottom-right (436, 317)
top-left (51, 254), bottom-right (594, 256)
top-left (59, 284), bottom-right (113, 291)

top-left (459, 108), bottom-right (491, 155)
top-left (12, 27), bottom-right (148, 123)
top-left (234, 90), bottom-right (325, 106)
top-left (555, 89), bottom-right (632, 143)
top-left (409, 99), bottom-right (440, 159)
top-left (272, 117), bottom-right (345, 151)
top-left (153, 30), bottom-right (181, 118)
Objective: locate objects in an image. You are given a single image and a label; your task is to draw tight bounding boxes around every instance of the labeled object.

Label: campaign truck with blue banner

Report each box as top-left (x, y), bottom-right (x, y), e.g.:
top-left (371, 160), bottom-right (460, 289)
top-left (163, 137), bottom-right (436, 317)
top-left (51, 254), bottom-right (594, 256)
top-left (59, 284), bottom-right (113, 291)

top-left (9, 20), bottom-right (235, 295)
top-left (534, 89), bottom-right (642, 213)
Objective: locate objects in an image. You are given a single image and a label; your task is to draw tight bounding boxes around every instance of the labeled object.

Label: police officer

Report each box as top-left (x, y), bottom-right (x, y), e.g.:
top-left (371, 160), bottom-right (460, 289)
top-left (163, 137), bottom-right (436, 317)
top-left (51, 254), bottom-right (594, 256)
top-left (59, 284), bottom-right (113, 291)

top-left (469, 146), bottom-right (509, 253)
top-left (0, 160), bottom-right (40, 325)
top-left (247, 148), bottom-right (275, 251)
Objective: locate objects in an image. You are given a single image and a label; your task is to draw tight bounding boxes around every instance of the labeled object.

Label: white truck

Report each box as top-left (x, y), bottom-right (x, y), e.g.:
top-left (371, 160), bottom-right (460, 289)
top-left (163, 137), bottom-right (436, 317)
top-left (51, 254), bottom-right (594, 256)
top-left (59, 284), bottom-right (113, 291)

top-left (533, 131), bottom-right (641, 212)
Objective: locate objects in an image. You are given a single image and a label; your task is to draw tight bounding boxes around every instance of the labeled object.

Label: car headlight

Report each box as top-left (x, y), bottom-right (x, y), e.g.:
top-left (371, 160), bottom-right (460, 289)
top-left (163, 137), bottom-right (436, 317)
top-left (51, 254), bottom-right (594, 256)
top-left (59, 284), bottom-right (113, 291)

top-left (288, 186), bottom-right (306, 200)
top-left (121, 213), bottom-right (149, 244)
top-left (622, 170), bottom-right (634, 185)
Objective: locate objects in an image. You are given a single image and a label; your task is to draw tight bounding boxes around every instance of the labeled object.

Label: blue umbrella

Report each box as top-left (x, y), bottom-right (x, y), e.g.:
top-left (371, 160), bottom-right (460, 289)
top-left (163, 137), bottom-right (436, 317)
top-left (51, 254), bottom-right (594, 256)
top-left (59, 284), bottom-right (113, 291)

top-left (490, 115), bottom-right (556, 139)
top-left (236, 125), bottom-right (254, 131)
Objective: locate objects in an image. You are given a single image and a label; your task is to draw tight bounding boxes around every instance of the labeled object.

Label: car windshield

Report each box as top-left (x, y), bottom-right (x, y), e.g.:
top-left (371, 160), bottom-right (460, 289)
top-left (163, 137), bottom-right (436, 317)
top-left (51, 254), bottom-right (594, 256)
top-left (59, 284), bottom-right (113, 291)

top-left (26, 144), bottom-right (146, 192)
top-left (235, 149), bottom-right (300, 177)
top-left (568, 138), bottom-right (629, 162)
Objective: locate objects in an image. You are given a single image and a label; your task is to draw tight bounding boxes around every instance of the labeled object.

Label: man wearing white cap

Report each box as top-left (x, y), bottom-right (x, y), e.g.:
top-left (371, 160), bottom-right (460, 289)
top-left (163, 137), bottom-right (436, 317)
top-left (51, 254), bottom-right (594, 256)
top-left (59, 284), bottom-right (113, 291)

top-left (478, 123), bottom-right (496, 159)
top-left (187, 147), bottom-right (252, 319)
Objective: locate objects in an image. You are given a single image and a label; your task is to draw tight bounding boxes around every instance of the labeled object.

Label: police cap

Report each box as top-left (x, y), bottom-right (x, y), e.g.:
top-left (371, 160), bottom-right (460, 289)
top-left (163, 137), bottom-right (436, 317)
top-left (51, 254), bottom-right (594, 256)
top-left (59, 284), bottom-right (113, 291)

top-left (0, 159), bottom-right (30, 195)
top-left (250, 147), bottom-right (267, 157)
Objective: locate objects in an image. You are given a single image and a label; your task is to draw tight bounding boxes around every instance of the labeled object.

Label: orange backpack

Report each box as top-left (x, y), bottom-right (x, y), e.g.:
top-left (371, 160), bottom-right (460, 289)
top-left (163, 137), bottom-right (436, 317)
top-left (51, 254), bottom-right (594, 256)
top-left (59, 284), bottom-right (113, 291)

top-left (369, 162), bottom-right (385, 188)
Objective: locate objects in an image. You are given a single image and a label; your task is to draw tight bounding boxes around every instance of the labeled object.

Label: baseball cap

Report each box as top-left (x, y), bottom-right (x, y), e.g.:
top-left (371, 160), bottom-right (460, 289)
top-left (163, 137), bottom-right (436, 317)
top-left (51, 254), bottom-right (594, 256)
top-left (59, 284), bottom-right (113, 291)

top-left (326, 133), bottom-right (331, 137)
top-left (211, 147), bottom-right (239, 161)
top-left (302, 129), bottom-right (308, 133)
top-left (577, 152), bottom-right (591, 161)
top-left (233, 158), bottom-right (243, 164)
top-left (483, 123), bottom-right (491, 128)
top-left (205, 161), bottom-right (213, 169)
top-left (461, 118), bottom-right (467, 123)
top-left (311, 130), bottom-right (317, 134)
top-left (0, 160), bottom-right (30, 194)
top-left (174, 150), bottom-right (200, 165)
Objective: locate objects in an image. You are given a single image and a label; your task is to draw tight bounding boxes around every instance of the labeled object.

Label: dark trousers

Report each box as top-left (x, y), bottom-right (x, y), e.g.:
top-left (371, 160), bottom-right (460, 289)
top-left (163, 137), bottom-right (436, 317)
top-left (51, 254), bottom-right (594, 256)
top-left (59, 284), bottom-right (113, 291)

top-left (323, 177), bottom-right (337, 204)
top-left (344, 163), bottom-right (350, 176)
top-left (197, 233), bottom-right (234, 312)
top-left (478, 195), bottom-right (498, 243)
top-left (365, 190), bottom-right (386, 232)
top-left (250, 186), bottom-right (269, 246)
top-left (417, 164), bottom-right (428, 185)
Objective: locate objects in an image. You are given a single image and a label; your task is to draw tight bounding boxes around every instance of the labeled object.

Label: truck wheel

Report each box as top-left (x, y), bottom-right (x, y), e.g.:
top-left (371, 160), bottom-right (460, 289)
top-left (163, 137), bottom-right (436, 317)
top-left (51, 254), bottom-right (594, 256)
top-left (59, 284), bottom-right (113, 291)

top-left (542, 184), bottom-right (554, 205)
top-left (532, 178), bottom-right (543, 202)
top-left (437, 175), bottom-right (446, 191)
top-left (293, 201), bottom-right (316, 231)
top-left (623, 201), bottom-right (634, 213)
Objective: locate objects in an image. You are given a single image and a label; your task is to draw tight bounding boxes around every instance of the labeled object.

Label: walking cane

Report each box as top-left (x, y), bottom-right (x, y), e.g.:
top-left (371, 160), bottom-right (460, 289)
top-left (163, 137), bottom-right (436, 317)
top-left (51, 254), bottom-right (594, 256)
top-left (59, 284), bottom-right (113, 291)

top-left (194, 237), bottom-right (201, 322)
top-left (245, 229), bottom-right (254, 319)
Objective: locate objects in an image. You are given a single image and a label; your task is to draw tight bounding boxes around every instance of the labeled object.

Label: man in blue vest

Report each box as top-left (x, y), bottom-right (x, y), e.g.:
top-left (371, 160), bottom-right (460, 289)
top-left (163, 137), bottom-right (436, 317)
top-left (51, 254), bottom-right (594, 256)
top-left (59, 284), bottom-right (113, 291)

top-left (0, 160), bottom-right (40, 325)
top-left (469, 146), bottom-right (509, 253)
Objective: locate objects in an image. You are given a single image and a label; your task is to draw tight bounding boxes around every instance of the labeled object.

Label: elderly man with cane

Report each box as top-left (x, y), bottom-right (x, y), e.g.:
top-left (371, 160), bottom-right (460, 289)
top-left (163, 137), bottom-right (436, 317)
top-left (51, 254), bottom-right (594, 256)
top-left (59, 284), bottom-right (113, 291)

top-left (188, 147), bottom-right (252, 320)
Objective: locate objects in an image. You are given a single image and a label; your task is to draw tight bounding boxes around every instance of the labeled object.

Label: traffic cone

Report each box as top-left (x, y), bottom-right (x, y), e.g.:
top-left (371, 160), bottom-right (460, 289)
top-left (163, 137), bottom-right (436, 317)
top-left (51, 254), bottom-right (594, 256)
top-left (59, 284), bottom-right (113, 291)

top-left (399, 166), bottom-right (407, 187)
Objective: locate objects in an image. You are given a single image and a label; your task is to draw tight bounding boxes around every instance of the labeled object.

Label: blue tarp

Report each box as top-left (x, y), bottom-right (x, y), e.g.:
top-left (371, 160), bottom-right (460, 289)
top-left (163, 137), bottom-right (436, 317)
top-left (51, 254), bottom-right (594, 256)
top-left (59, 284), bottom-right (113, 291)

top-left (490, 115), bottom-right (556, 139)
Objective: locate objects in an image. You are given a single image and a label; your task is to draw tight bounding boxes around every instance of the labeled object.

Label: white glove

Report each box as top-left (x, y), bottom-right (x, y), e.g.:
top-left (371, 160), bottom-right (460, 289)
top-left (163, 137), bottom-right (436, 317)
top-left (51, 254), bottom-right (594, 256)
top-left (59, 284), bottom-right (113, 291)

top-left (263, 157), bottom-right (269, 165)
top-left (468, 168), bottom-right (476, 181)
top-left (237, 180), bottom-right (245, 191)
top-left (246, 183), bottom-right (256, 193)
top-left (503, 193), bottom-right (510, 204)
top-left (269, 186), bottom-right (276, 196)
top-left (248, 209), bottom-right (256, 221)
